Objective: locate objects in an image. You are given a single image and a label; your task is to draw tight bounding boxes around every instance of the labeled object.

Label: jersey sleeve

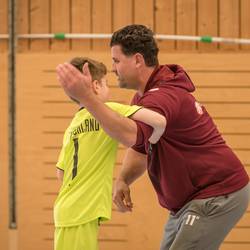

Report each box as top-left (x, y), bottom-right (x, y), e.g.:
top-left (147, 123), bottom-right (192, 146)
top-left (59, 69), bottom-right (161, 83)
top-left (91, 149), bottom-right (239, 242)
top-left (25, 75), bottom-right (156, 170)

top-left (131, 121), bottom-right (153, 154)
top-left (106, 102), bottom-right (142, 117)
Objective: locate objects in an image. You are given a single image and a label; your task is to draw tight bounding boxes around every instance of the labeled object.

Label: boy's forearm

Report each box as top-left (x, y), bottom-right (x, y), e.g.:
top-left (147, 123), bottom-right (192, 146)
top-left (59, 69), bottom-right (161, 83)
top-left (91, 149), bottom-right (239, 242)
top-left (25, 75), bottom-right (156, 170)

top-left (82, 98), bottom-right (138, 147)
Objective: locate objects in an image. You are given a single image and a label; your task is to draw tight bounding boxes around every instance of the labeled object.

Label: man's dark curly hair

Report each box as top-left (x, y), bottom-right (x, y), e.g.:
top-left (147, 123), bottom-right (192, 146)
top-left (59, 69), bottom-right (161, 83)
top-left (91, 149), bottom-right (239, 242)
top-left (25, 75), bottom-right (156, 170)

top-left (110, 24), bottom-right (159, 67)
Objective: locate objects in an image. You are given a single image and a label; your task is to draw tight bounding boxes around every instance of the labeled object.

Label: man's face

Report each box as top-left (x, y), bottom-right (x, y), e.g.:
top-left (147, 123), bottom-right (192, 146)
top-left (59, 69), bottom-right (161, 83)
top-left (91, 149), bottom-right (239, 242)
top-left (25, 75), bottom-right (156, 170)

top-left (111, 45), bottom-right (139, 90)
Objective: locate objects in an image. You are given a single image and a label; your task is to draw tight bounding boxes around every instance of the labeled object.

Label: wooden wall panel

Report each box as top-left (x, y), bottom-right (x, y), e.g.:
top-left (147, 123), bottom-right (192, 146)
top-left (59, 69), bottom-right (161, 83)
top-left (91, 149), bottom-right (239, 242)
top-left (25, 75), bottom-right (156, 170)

top-left (190, 72), bottom-right (250, 87)
top-left (155, 0), bottom-right (176, 51)
top-left (1, 0), bottom-right (250, 52)
top-left (195, 88), bottom-right (250, 102)
top-left (0, 54), bottom-right (9, 250)
top-left (92, 0), bottom-right (112, 50)
top-left (176, 0), bottom-right (197, 50)
top-left (215, 119), bottom-right (250, 134)
top-left (241, 0), bottom-right (250, 50)
top-left (0, 0), bottom-right (8, 51)
top-left (197, 0), bottom-right (218, 51)
top-left (71, 0), bottom-right (91, 51)
top-left (159, 53), bottom-right (250, 70)
top-left (30, 0), bottom-right (50, 51)
top-left (16, 55), bottom-right (46, 250)
top-left (11, 52), bottom-right (250, 250)
top-left (17, 0), bottom-right (29, 52)
top-left (51, 0), bottom-right (70, 51)
top-left (205, 104), bottom-right (250, 119)
top-left (113, 0), bottom-right (133, 31)
top-left (134, 0), bottom-right (154, 30)
top-left (221, 243), bottom-right (250, 250)
top-left (219, 0), bottom-right (240, 50)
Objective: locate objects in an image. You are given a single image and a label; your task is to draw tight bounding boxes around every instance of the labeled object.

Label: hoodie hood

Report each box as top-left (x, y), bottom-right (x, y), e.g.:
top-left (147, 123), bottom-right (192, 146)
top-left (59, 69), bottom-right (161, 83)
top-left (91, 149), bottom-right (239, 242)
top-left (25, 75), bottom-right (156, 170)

top-left (144, 64), bottom-right (195, 94)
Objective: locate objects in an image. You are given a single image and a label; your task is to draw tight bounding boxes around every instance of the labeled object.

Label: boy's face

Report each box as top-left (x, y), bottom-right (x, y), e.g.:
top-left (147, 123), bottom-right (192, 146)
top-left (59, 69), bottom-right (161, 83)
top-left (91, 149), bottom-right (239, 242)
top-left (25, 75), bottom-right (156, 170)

top-left (96, 77), bottom-right (109, 102)
top-left (69, 76), bottom-right (109, 105)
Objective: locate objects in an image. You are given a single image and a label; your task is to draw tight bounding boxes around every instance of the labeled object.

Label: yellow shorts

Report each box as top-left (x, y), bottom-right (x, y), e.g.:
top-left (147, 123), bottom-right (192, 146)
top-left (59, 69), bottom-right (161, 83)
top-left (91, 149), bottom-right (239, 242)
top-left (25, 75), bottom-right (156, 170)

top-left (54, 219), bottom-right (99, 250)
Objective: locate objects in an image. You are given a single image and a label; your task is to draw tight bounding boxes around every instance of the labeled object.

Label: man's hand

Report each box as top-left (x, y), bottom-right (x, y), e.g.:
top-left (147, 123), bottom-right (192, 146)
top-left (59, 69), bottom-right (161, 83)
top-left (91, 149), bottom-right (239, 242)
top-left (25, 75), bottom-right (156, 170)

top-left (56, 62), bottom-right (94, 104)
top-left (113, 179), bottom-right (133, 212)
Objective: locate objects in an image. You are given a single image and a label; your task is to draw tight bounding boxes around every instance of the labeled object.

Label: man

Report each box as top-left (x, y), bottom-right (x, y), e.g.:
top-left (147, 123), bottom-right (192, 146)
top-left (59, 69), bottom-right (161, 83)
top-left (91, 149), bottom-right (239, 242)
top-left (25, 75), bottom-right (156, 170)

top-left (56, 25), bottom-right (249, 250)
top-left (54, 56), bottom-right (166, 250)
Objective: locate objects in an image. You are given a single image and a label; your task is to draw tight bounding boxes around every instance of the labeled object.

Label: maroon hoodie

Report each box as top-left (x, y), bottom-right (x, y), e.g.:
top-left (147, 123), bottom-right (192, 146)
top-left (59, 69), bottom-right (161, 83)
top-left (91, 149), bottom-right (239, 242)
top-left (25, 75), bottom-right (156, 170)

top-left (132, 65), bottom-right (249, 213)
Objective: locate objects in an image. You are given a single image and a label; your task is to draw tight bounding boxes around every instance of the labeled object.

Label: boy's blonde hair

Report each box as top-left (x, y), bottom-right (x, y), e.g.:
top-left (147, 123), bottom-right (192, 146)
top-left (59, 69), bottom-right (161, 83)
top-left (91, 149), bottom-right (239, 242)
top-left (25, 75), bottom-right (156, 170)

top-left (70, 57), bottom-right (107, 81)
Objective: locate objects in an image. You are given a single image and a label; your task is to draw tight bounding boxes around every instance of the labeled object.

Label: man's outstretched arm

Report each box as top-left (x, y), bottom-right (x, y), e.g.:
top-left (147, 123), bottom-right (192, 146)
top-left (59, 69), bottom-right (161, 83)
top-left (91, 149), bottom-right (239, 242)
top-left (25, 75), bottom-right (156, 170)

top-left (56, 63), bottom-right (166, 147)
top-left (57, 63), bottom-right (137, 147)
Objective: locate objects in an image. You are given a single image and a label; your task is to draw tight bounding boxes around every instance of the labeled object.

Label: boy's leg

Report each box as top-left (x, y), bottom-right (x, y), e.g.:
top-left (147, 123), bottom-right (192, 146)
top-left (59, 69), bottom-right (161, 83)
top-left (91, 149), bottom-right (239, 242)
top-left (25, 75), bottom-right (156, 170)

top-left (54, 219), bottom-right (99, 250)
top-left (169, 183), bottom-right (250, 250)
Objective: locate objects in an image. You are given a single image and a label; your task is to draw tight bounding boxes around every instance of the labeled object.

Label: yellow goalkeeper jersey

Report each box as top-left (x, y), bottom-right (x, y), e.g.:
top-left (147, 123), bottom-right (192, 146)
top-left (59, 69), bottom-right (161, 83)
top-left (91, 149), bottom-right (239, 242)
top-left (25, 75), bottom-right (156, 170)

top-left (54, 102), bottom-right (141, 227)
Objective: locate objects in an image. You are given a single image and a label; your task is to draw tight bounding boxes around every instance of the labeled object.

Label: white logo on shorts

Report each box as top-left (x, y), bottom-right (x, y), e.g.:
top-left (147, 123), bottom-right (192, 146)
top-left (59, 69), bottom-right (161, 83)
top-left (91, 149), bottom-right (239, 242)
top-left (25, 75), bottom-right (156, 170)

top-left (185, 214), bottom-right (199, 226)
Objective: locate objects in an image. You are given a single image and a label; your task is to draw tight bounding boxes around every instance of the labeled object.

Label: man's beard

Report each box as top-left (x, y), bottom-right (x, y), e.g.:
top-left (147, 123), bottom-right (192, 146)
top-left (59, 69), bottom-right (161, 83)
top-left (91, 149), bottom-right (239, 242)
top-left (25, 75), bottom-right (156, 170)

top-left (118, 80), bottom-right (136, 90)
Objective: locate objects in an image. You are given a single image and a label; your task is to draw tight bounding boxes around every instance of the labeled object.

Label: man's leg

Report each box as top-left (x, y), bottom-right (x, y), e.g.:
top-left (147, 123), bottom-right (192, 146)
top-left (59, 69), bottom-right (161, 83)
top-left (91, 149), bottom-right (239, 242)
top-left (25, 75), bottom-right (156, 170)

top-left (160, 183), bottom-right (250, 250)
top-left (169, 183), bottom-right (250, 250)
top-left (160, 214), bottom-right (178, 250)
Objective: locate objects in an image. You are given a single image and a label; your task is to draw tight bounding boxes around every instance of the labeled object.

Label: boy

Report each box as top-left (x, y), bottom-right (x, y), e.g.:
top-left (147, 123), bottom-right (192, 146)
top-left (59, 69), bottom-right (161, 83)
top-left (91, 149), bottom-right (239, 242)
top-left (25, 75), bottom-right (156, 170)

top-left (54, 57), bottom-right (166, 250)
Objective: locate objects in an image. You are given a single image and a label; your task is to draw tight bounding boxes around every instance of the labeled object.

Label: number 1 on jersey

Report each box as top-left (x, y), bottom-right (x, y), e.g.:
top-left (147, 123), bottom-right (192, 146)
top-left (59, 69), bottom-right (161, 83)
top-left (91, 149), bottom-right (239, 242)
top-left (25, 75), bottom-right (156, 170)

top-left (72, 138), bottom-right (79, 179)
